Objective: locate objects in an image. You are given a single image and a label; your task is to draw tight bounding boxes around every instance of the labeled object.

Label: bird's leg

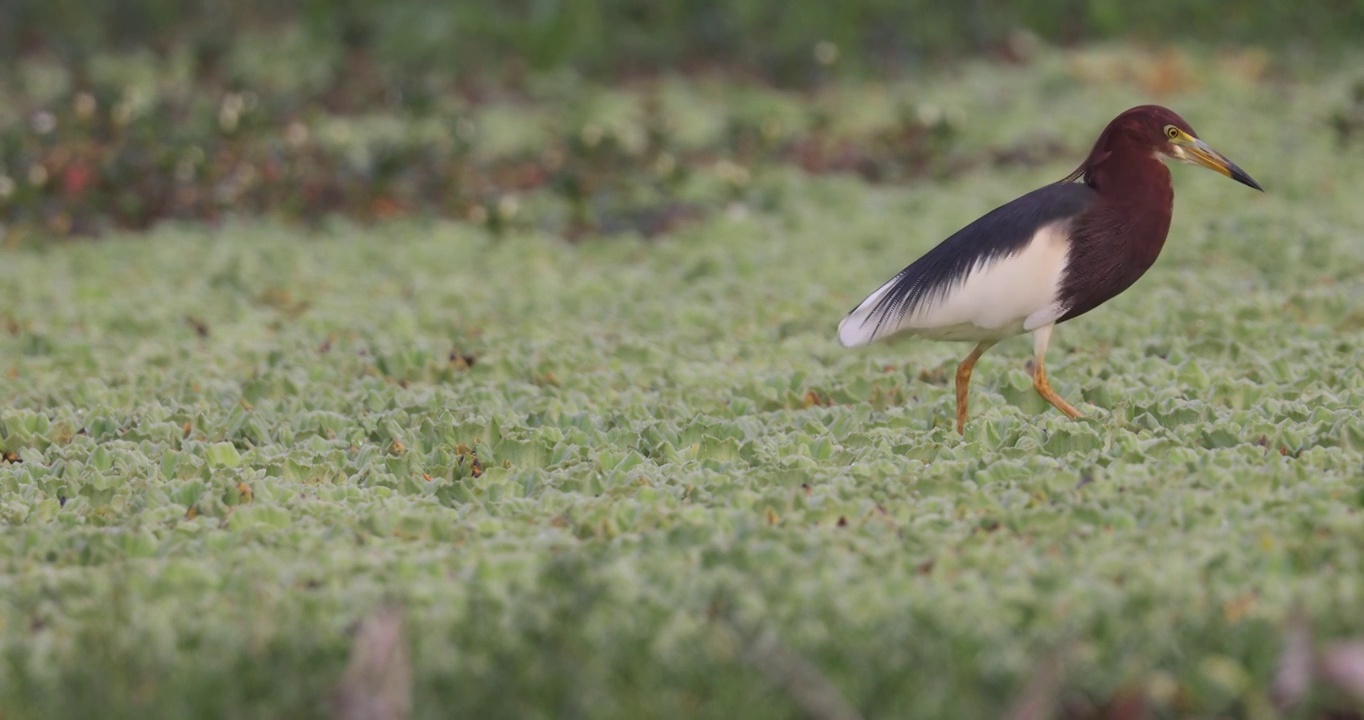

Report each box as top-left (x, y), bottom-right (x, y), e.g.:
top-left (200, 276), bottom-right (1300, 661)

top-left (954, 340), bottom-right (996, 434)
top-left (1030, 325), bottom-right (1083, 420)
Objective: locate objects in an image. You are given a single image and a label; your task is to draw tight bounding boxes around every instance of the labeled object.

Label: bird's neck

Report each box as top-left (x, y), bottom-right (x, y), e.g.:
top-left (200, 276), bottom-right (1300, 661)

top-left (1054, 149), bottom-right (1177, 323)
top-left (1090, 149), bottom-right (1174, 251)
top-left (1091, 149), bottom-right (1173, 202)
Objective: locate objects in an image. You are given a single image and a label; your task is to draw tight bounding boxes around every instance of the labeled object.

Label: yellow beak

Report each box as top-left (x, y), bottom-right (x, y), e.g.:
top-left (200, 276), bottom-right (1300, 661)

top-left (1182, 138), bottom-right (1263, 191)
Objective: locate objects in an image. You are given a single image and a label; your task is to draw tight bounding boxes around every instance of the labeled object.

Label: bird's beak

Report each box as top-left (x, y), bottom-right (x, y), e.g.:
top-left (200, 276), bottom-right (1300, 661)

top-left (1181, 138), bottom-right (1263, 192)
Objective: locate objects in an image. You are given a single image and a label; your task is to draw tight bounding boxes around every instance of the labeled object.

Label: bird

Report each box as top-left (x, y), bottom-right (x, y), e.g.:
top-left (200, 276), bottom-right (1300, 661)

top-left (837, 105), bottom-right (1262, 434)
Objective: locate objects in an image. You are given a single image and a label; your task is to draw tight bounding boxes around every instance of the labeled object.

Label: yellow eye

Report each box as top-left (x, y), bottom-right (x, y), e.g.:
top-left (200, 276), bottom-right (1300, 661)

top-left (1165, 125), bottom-right (1180, 140)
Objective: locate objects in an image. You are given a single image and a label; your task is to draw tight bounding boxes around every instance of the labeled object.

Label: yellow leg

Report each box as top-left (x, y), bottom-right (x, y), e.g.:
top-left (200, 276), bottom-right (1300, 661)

top-left (954, 341), bottom-right (995, 434)
top-left (1031, 325), bottom-right (1083, 420)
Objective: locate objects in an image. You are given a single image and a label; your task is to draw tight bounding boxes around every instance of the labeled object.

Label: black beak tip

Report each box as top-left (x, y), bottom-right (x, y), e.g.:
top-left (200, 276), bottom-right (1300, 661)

top-left (1230, 165), bottom-right (1264, 192)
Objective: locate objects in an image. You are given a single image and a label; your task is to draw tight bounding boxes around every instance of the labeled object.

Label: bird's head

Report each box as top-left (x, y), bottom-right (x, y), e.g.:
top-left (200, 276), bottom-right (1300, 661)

top-left (1070, 105), bottom-right (1263, 192)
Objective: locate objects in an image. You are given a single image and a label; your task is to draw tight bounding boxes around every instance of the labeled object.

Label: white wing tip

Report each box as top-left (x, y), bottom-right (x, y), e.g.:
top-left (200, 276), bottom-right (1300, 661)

top-left (838, 281), bottom-right (894, 348)
top-left (837, 313), bottom-right (876, 348)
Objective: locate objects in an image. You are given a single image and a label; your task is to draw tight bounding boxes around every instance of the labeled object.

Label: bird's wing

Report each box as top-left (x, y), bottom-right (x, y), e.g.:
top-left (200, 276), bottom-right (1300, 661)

top-left (838, 183), bottom-right (1096, 347)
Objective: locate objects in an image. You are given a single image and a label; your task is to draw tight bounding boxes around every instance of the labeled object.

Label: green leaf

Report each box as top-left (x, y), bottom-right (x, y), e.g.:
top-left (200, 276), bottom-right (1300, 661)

top-left (205, 442), bottom-right (242, 468)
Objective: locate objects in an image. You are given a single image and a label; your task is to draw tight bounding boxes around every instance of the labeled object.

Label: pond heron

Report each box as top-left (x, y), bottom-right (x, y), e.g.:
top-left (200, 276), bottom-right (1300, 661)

top-left (838, 105), bottom-right (1262, 433)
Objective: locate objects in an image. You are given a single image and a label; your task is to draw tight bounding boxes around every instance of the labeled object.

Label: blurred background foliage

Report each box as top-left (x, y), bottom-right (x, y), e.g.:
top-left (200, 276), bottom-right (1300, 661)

top-left (1, 0), bottom-right (1362, 243)
top-left (3, 0), bottom-right (1362, 79)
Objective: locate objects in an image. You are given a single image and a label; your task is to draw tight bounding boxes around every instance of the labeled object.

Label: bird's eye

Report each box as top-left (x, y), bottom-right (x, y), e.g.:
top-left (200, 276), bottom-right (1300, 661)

top-left (1164, 125), bottom-right (1180, 140)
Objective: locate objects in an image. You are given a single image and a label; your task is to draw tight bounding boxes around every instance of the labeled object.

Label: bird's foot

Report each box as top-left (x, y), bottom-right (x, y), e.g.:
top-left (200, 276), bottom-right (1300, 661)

top-left (1032, 365), bottom-right (1083, 420)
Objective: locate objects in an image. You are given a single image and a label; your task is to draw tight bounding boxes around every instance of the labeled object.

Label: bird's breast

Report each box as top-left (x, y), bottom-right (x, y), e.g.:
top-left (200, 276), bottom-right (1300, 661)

top-left (1055, 195), bottom-right (1173, 323)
